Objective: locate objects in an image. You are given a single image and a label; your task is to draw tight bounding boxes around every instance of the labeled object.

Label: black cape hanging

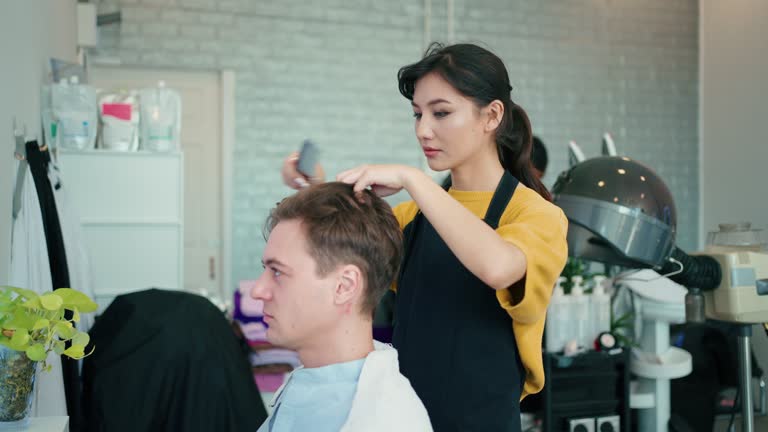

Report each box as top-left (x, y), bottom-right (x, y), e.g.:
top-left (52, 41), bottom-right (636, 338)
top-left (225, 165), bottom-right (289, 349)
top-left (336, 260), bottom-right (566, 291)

top-left (82, 289), bottom-right (267, 432)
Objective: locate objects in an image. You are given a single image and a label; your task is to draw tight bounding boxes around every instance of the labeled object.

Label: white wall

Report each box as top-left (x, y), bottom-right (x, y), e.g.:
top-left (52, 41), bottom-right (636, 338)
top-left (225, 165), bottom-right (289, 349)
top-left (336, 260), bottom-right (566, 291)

top-left (0, 0), bottom-right (78, 283)
top-left (94, 0), bottom-right (701, 285)
top-left (700, 0), bottom-right (768, 367)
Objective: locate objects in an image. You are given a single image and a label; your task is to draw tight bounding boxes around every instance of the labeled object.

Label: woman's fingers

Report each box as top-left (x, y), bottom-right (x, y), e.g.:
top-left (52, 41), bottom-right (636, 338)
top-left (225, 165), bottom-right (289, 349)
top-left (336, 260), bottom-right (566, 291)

top-left (338, 164), bottom-right (405, 196)
top-left (282, 151), bottom-right (326, 188)
top-left (310, 164), bottom-right (326, 185)
top-left (337, 167), bottom-right (374, 194)
top-left (281, 151), bottom-right (304, 189)
top-left (336, 166), bottom-right (365, 185)
top-left (293, 177), bottom-right (310, 188)
top-left (371, 184), bottom-right (400, 197)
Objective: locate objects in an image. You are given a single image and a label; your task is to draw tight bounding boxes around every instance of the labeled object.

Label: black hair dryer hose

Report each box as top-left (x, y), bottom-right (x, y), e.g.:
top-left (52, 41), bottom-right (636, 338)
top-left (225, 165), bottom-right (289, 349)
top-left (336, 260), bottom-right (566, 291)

top-left (659, 247), bottom-right (723, 323)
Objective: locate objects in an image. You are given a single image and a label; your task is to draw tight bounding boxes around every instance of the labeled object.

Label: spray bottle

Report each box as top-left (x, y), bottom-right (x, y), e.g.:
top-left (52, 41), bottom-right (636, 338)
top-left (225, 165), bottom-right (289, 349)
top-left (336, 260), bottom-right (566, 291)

top-left (570, 275), bottom-right (591, 349)
top-left (590, 275), bottom-right (611, 347)
top-left (546, 276), bottom-right (570, 352)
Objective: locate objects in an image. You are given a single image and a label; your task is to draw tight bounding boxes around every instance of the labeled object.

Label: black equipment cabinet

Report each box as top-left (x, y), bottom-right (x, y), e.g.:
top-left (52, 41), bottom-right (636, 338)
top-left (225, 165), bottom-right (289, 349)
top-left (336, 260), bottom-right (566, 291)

top-left (524, 349), bottom-right (631, 432)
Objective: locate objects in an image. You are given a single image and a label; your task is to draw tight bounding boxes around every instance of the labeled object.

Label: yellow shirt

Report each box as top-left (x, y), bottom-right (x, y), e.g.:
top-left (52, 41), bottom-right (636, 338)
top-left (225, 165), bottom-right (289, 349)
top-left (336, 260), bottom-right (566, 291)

top-left (391, 183), bottom-right (568, 399)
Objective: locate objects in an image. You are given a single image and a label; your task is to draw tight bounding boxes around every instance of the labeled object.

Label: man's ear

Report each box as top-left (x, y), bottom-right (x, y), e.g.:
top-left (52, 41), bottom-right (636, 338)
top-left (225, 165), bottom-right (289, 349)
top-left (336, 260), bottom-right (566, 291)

top-left (334, 264), bottom-right (363, 309)
top-left (484, 100), bottom-right (504, 133)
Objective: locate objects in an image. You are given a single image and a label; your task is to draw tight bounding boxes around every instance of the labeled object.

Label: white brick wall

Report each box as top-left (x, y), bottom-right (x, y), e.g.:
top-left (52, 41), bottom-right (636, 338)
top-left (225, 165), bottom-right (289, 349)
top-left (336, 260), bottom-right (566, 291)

top-left (94, 0), bottom-right (699, 287)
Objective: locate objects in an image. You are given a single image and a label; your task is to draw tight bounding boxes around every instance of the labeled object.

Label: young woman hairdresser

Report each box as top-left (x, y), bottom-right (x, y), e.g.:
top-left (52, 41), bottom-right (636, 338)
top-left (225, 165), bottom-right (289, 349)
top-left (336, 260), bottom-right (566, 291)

top-left (281, 43), bottom-right (568, 431)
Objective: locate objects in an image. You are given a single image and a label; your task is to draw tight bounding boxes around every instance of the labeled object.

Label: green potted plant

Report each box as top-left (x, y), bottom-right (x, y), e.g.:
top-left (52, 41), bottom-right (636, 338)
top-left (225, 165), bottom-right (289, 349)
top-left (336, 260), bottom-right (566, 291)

top-left (0, 286), bottom-right (97, 425)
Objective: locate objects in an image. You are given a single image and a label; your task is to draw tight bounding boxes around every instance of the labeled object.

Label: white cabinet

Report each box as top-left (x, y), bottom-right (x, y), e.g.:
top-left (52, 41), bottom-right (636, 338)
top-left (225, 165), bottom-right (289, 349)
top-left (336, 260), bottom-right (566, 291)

top-left (57, 150), bottom-right (184, 312)
top-left (16, 417), bottom-right (69, 432)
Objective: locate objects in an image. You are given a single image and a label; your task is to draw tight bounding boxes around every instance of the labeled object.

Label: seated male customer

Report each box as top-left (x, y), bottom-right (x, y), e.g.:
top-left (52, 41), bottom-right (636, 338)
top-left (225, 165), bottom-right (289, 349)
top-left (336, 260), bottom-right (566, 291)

top-left (252, 182), bottom-right (432, 432)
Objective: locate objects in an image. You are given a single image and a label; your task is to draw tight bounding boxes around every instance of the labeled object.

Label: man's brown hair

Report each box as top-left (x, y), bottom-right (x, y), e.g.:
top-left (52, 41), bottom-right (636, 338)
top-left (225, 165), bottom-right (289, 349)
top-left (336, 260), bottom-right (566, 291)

top-left (264, 182), bottom-right (403, 315)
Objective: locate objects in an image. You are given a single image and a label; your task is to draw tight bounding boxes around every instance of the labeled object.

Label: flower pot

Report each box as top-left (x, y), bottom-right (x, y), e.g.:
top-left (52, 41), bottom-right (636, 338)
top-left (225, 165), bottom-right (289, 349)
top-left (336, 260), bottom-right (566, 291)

top-left (0, 345), bottom-right (37, 426)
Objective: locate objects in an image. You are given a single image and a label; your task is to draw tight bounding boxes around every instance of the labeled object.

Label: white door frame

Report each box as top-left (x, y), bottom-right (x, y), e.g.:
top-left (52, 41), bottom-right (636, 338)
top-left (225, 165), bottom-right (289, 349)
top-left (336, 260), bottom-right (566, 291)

top-left (220, 70), bottom-right (235, 304)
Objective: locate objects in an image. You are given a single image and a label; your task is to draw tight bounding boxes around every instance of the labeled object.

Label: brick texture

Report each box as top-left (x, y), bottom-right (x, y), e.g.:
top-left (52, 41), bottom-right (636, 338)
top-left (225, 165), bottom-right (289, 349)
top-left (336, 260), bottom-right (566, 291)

top-left (93, 0), bottom-right (699, 286)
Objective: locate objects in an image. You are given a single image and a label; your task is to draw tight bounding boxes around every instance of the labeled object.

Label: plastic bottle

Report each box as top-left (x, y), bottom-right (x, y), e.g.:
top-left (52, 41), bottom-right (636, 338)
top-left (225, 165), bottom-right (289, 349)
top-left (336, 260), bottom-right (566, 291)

top-left (545, 277), bottom-right (571, 352)
top-left (590, 275), bottom-right (611, 344)
top-left (139, 80), bottom-right (181, 152)
top-left (570, 275), bottom-right (591, 349)
top-left (51, 76), bottom-right (98, 150)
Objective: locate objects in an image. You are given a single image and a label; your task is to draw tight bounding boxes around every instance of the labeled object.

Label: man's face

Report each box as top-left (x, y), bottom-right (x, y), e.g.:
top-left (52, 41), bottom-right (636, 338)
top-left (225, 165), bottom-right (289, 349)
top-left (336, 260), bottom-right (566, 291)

top-left (250, 219), bottom-right (338, 350)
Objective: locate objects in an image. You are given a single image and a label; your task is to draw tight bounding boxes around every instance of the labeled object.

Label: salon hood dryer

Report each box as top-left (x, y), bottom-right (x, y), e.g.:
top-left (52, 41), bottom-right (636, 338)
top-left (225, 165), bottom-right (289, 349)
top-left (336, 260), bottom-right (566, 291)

top-left (552, 156), bottom-right (677, 269)
top-left (552, 156), bottom-right (768, 432)
top-left (553, 156), bottom-right (688, 432)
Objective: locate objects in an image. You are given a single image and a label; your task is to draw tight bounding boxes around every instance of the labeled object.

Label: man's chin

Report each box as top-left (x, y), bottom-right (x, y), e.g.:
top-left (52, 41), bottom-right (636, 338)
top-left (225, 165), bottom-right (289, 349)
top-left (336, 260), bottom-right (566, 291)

top-left (265, 330), bottom-right (292, 349)
top-left (265, 329), bottom-right (279, 345)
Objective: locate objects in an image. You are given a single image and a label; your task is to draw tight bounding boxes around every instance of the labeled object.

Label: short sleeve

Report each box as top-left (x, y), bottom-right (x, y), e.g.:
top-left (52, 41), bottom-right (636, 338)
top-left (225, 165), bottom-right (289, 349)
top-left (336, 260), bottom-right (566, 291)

top-left (495, 204), bottom-right (569, 324)
top-left (391, 201), bottom-right (419, 231)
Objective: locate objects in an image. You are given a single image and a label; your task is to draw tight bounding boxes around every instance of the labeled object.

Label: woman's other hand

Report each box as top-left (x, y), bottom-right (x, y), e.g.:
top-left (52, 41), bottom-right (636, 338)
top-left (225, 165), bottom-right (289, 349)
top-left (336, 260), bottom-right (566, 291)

top-left (281, 151), bottom-right (325, 190)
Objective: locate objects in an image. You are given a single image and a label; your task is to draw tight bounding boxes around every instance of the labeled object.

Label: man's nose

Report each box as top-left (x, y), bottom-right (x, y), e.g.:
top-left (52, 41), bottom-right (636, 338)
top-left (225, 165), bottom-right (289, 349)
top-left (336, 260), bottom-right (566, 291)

top-left (251, 272), bottom-right (272, 301)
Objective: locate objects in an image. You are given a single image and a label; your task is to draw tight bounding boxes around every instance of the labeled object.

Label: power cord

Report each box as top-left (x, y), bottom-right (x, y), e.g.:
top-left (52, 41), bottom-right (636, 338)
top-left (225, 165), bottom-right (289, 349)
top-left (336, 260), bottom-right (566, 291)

top-left (727, 385), bottom-right (740, 432)
top-left (613, 257), bottom-right (684, 283)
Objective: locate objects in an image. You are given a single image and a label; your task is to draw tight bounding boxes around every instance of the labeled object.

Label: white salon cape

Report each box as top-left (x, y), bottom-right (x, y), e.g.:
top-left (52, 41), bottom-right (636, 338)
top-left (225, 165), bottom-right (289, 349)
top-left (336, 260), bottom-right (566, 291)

top-left (259, 341), bottom-right (432, 432)
top-left (9, 160), bottom-right (67, 417)
top-left (49, 162), bottom-right (95, 333)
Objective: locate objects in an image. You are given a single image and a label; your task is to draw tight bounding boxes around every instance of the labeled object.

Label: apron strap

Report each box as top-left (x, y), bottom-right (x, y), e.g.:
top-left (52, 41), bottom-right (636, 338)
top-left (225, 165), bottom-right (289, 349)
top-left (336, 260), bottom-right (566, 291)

top-left (483, 171), bottom-right (519, 229)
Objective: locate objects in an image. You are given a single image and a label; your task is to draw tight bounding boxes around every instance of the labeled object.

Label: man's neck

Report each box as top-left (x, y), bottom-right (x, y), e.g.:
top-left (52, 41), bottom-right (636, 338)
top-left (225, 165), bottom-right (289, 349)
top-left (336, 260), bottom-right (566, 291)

top-left (297, 320), bottom-right (375, 369)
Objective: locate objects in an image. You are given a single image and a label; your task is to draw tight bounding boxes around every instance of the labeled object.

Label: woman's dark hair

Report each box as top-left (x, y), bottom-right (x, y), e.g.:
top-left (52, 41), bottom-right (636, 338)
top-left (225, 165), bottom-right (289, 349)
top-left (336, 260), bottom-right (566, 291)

top-left (531, 136), bottom-right (549, 173)
top-left (398, 42), bottom-right (551, 201)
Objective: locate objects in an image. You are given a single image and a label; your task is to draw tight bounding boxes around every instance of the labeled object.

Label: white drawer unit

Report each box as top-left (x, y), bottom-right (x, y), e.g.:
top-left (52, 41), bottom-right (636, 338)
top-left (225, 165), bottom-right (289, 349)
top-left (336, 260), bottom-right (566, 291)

top-left (58, 150), bottom-right (184, 312)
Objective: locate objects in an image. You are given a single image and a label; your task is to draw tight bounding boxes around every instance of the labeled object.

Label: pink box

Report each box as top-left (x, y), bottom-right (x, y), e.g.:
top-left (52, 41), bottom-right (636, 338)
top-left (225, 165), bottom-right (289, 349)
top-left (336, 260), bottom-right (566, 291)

top-left (102, 103), bottom-right (132, 121)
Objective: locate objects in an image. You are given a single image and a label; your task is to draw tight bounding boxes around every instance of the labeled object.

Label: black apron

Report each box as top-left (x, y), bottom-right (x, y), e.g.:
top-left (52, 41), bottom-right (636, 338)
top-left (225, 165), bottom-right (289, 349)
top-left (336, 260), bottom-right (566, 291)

top-left (393, 171), bottom-right (525, 432)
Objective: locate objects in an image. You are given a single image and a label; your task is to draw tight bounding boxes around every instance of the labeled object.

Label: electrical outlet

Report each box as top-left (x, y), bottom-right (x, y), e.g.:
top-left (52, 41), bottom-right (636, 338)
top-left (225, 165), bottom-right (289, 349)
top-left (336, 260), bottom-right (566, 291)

top-left (568, 417), bottom-right (595, 432)
top-left (596, 415), bottom-right (620, 432)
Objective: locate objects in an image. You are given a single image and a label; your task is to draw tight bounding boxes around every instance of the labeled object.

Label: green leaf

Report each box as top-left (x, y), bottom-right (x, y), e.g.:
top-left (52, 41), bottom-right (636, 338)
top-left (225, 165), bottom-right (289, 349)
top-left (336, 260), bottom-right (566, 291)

top-left (71, 307), bottom-right (80, 323)
top-left (39, 293), bottom-right (64, 311)
top-left (63, 345), bottom-right (85, 359)
top-left (0, 338), bottom-right (17, 351)
top-left (54, 322), bottom-right (76, 339)
top-left (4, 312), bottom-right (38, 330)
top-left (72, 332), bottom-right (90, 347)
top-left (26, 343), bottom-right (46, 361)
top-left (21, 296), bottom-right (42, 310)
top-left (53, 341), bottom-right (65, 355)
top-left (55, 288), bottom-right (97, 313)
top-left (33, 318), bottom-right (50, 331)
top-left (612, 312), bottom-right (634, 330)
top-left (0, 292), bottom-right (13, 307)
top-left (5, 286), bottom-right (39, 301)
top-left (10, 329), bottom-right (30, 347)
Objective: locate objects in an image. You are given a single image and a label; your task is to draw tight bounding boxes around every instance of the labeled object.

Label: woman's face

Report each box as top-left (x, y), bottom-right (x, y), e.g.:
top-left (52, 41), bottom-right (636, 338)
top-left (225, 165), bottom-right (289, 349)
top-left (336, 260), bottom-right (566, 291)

top-left (411, 72), bottom-right (494, 172)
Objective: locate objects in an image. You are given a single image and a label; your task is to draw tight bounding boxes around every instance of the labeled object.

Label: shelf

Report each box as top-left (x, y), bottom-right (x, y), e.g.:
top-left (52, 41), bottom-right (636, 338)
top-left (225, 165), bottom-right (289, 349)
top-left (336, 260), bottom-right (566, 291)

top-left (81, 219), bottom-right (182, 227)
top-left (58, 149), bottom-right (181, 157)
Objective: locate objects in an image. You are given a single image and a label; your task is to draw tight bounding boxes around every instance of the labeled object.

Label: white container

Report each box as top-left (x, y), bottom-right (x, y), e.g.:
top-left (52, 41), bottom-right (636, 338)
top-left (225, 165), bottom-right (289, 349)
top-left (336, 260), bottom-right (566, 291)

top-left (545, 277), bottom-right (571, 352)
top-left (570, 276), bottom-right (591, 349)
top-left (139, 80), bottom-right (182, 152)
top-left (98, 90), bottom-right (140, 151)
top-left (591, 275), bottom-right (612, 342)
top-left (47, 76), bottom-right (98, 150)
